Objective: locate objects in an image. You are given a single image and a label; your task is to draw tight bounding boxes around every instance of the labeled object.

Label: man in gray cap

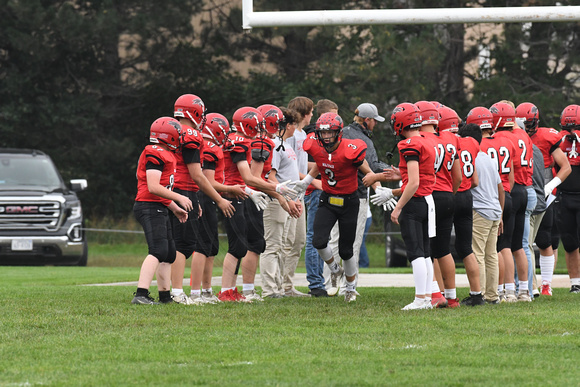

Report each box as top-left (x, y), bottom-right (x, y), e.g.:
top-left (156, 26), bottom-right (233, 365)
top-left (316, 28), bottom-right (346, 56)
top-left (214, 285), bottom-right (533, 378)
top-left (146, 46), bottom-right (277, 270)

top-left (325, 102), bottom-right (390, 295)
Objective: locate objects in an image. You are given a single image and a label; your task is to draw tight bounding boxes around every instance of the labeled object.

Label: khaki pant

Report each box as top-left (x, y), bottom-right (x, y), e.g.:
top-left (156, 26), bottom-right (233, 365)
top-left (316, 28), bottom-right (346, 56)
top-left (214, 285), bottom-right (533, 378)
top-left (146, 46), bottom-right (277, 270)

top-left (472, 210), bottom-right (500, 302)
top-left (529, 212), bottom-right (546, 289)
top-left (281, 199), bottom-right (306, 291)
top-left (260, 200), bottom-right (289, 297)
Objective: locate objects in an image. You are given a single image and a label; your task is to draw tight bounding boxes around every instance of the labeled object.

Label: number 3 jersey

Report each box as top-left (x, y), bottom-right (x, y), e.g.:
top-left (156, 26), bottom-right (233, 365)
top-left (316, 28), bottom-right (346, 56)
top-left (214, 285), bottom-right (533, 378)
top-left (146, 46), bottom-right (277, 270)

top-left (303, 134), bottom-right (367, 195)
top-left (397, 135), bottom-right (437, 197)
top-left (135, 145), bottom-right (176, 206)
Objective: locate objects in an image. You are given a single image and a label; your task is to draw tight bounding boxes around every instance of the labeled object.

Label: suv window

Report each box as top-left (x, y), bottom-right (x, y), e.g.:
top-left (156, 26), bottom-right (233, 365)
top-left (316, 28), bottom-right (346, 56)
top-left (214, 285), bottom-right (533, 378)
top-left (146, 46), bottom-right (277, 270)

top-left (0, 155), bottom-right (63, 190)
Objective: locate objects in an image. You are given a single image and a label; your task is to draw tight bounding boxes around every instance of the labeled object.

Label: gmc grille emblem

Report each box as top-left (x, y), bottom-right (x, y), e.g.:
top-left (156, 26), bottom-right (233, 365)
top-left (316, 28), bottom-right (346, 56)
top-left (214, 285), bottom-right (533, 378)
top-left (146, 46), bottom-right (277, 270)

top-left (0, 206), bottom-right (40, 214)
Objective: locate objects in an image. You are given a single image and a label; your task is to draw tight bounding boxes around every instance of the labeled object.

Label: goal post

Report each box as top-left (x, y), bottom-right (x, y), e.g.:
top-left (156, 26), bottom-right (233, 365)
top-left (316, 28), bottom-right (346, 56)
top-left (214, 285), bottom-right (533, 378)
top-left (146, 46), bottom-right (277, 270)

top-left (242, 1), bottom-right (580, 30)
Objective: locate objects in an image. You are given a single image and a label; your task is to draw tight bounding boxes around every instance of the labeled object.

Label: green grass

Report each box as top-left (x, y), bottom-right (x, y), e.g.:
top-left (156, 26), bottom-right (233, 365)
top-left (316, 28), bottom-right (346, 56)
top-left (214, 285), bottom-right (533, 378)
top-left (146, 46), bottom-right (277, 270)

top-left (1, 266), bottom-right (580, 386)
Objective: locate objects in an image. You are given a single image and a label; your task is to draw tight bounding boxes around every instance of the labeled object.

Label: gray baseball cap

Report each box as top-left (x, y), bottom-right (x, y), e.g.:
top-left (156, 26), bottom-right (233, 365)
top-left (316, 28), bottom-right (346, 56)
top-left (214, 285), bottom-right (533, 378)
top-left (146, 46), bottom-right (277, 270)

top-left (357, 103), bottom-right (385, 122)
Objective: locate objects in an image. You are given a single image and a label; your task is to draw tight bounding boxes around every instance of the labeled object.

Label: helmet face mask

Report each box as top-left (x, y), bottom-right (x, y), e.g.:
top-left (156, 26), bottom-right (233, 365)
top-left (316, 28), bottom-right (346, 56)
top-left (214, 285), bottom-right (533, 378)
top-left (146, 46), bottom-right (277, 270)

top-left (560, 104), bottom-right (580, 132)
top-left (150, 117), bottom-right (181, 151)
top-left (257, 104), bottom-right (284, 136)
top-left (315, 112), bottom-right (344, 151)
top-left (515, 102), bottom-right (539, 135)
top-left (174, 94), bottom-right (206, 128)
top-left (202, 113), bottom-right (230, 146)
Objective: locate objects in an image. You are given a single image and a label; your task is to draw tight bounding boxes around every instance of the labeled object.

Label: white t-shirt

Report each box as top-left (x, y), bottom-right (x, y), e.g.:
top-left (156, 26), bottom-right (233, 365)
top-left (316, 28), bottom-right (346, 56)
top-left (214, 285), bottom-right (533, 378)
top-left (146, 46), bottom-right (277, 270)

top-left (271, 138), bottom-right (300, 182)
top-left (472, 151), bottom-right (503, 221)
top-left (288, 128), bottom-right (308, 175)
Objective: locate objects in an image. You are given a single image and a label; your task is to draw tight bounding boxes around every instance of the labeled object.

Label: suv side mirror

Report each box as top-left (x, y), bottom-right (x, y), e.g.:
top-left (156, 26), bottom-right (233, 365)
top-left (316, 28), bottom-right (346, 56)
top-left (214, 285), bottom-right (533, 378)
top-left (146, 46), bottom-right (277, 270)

top-left (70, 179), bottom-right (88, 192)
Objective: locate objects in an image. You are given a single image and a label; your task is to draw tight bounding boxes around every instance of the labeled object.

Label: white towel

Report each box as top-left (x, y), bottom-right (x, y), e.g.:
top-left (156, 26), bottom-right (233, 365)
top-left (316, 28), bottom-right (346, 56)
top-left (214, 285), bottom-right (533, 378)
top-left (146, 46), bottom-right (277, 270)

top-left (425, 194), bottom-right (436, 238)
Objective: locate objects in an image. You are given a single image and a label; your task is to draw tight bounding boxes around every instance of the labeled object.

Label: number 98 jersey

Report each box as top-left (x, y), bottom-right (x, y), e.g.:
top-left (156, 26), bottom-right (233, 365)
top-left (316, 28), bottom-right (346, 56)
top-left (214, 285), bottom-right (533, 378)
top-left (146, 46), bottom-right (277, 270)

top-left (303, 134), bottom-right (367, 195)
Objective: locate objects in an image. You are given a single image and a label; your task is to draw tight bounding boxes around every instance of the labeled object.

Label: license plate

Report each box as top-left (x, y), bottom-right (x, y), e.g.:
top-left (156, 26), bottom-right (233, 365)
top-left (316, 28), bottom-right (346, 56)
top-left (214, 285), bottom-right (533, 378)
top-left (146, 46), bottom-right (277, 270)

top-left (12, 239), bottom-right (33, 251)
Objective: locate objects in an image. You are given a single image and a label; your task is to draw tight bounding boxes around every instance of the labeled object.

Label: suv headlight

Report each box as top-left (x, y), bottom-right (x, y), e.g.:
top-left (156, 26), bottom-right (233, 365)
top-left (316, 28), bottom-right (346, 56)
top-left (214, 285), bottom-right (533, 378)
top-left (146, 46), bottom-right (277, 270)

top-left (68, 203), bottom-right (82, 220)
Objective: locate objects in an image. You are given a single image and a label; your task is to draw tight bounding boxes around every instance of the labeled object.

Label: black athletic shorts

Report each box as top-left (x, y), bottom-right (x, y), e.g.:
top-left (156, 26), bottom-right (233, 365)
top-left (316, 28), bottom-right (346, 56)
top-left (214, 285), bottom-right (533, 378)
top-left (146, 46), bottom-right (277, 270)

top-left (497, 192), bottom-right (513, 251)
top-left (536, 202), bottom-right (554, 250)
top-left (225, 197), bottom-right (266, 259)
top-left (399, 196), bottom-right (430, 261)
top-left (312, 191), bottom-right (359, 261)
top-left (453, 190), bottom-right (473, 260)
top-left (510, 183), bottom-right (528, 251)
top-left (194, 191), bottom-right (219, 257)
top-left (169, 188), bottom-right (199, 259)
top-left (133, 201), bottom-right (176, 263)
top-left (556, 192), bottom-right (580, 253)
top-left (430, 191), bottom-right (455, 259)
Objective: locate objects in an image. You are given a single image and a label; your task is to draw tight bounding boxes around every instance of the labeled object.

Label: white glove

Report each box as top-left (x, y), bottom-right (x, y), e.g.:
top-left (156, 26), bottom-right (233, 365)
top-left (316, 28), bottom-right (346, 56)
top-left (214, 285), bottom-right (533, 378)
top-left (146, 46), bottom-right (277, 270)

top-left (370, 186), bottom-right (394, 207)
top-left (544, 177), bottom-right (562, 198)
top-left (276, 180), bottom-right (298, 200)
top-left (289, 175), bottom-right (314, 197)
top-left (384, 197), bottom-right (398, 211)
top-left (244, 187), bottom-right (269, 211)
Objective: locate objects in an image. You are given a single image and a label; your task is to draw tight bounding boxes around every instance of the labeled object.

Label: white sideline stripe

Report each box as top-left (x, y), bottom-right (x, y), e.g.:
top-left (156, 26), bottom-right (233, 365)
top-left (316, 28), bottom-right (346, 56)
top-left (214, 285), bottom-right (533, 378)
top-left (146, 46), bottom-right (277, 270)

top-left (84, 273), bottom-right (572, 288)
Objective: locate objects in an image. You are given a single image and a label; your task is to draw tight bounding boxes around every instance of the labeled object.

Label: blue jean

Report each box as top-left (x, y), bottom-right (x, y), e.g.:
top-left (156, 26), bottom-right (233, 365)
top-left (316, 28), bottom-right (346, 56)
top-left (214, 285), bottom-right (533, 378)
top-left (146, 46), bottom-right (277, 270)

top-left (359, 215), bottom-right (372, 268)
top-left (517, 185), bottom-right (537, 296)
top-left (304, 189), bottom-right (325, 290)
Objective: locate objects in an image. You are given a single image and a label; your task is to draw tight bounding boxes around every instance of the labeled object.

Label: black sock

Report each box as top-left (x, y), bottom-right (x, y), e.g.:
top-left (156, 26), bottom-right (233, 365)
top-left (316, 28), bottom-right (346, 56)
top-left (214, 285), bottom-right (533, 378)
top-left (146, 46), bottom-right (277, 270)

top-left (158, 290), bottom-right (171, 302)
top-left (136, 287), bottom-right (149, 297)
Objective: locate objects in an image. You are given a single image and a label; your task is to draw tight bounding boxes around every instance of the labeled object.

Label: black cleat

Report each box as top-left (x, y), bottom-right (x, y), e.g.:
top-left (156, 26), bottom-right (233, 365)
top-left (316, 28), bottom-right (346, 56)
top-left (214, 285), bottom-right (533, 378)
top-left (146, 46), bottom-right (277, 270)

top-left (460, 293), bottom-right (485, 306)
top-left (308, 288), bottom-right (329, 297)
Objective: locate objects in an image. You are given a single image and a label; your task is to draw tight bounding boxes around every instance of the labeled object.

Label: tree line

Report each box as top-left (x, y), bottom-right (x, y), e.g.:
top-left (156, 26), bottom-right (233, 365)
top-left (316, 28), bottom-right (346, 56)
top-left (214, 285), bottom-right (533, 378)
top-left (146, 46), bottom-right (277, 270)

top-left (1, 0), bottom-right (579, 218)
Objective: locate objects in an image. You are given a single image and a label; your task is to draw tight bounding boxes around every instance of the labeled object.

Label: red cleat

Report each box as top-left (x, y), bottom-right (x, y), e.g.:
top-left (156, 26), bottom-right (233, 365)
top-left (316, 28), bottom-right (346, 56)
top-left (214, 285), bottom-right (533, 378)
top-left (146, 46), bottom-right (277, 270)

top-left (446, 298), bottom-right (461, 308)
top-left (431, 292), bottom-right (448, 308)
top-left (232, 288), bottom-right (251, 302)
top-left (218, 289), bottom-right (237, 302)
top-left (541, 283), bottom-right (553, 296)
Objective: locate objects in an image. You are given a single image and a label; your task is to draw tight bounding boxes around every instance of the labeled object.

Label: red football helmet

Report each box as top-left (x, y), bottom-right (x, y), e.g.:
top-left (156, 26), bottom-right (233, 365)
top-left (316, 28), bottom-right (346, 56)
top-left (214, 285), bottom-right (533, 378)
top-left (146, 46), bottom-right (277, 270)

top-left (232, 107), bottom-right (263, 138)
top-left (438, 106), bottom-right (460, 133)
top-left (390, 103), bottom-right (422, 136)
top-left (315, 112), bottom-right (344, 151)
top-left (430, 101), bottom-right (445, 109)
top-left (150, 117), bottom-right (181, 151)
top-left (415, 101), bottom-right (440, 127)
top-left (174, 94), bottom-right (206, 127)
top-left (257, 104), bottom-right (284, 135)
top-left (489, 102), bottom-right (516, 130)
top-left (466, 107), bottom-right (494, 130)
top-left (202, 113), bottom-right (230, 145)
top-left (560, 104), bottom-right (580, 131)
top-left (515, 102), bottom-right (540, 133)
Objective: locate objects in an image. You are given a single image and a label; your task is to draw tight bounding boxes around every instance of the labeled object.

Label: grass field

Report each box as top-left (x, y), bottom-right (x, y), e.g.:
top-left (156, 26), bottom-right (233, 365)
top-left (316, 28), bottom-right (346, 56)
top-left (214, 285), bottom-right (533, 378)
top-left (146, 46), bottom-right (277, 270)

top-left (2, 262), bottom-right (580, 385)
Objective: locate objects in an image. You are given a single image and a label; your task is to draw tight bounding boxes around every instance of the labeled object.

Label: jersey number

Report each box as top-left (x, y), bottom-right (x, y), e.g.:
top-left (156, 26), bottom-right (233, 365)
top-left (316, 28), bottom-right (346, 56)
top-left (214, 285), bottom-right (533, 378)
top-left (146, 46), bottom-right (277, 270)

top-left (487, 146), bottom-right (511, 174)
top-left (325, 168), bottom-right (337, 187)
top-left (460, 150), bottom-right (474, 178)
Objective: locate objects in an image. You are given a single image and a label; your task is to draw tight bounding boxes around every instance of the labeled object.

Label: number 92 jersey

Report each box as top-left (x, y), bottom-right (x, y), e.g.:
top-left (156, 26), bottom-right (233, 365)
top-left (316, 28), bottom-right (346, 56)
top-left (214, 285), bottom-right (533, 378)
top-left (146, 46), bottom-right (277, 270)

top-left (303, 135), bottom-right (367, 195)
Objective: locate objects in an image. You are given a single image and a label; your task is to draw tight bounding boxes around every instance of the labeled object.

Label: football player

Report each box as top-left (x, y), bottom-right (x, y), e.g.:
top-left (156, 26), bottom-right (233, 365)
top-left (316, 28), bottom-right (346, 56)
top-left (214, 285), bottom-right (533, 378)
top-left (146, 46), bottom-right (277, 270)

top-left (132, 117), bottom-right (193, 305)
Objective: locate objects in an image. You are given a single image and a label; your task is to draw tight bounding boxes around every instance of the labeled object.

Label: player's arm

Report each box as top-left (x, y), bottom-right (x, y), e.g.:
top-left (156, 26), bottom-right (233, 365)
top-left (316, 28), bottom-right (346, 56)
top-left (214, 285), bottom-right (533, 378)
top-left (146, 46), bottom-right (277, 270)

top-left (470, 167), bottom-right (479, 189)
top-left (552, 148), bottom-right (571, 183)
top-left (186, 162), bottom-right (234, 217)
top-left (391, 160), bottom-right (419, 225)
top-left (451, 158), bottom-right (462, 194)
top-left (358, 159), bottom-right (380, 191)
top-left (508, 161), bottom-right (515, 191)
top-left (237, 160), bottom-right (277, 195)
top-left (202, 168), bottom-right (247, 200)
top-left (146, 169), bottom-right (192, 212)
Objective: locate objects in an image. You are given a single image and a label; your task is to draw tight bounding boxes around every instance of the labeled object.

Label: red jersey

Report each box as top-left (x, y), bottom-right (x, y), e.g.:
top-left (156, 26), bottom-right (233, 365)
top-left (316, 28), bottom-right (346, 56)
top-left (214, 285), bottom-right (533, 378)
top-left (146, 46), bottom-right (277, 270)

top-left (135, 145), bottom-right (176, 206)
top-left (422, 131), bottom-right (460, 192)
top-left (174, 124), bottom-right (204, 191)
top-left (480, 135), bottom-right (515, 193)
top-left (250, 136), bottom-right (275, 181)
top-left (457, 136), bottom-right (480, 192)
top-left (223, 132), bottom-right (252, 186)
top-left (201, 140), bottom-right (225, 185)
top-left (397, 134), bottom-right (437, 197)
top-left (530, 127), bottom-right (563, 168)
top-left (511, 127), bottom-right (534, 185)
top-left (303, 137), bottom-right (367, 195)
top-left (558, 133), bottom-right (580, 193)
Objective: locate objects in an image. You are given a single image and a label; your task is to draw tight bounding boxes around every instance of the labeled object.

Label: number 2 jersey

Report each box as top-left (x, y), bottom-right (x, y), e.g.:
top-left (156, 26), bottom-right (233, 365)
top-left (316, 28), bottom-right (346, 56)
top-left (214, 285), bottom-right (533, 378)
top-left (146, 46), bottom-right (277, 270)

top-left (303, 134), bottom-right (367, 195)
top-left (397, 134), bottom-right (437, 197)
top-left (135, 145), bottom-right (176, 206)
